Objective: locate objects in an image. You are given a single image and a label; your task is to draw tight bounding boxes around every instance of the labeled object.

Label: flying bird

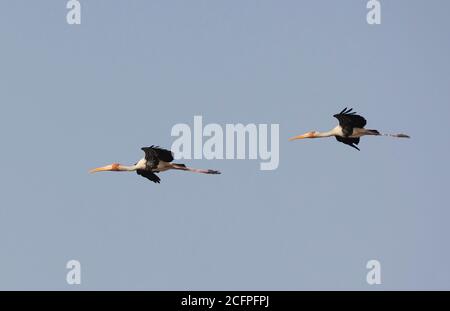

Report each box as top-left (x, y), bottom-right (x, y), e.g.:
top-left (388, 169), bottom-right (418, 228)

top-left (90, 146), bottom-right (221, 183)
top-left (289, 108), bottom-right (410, 150)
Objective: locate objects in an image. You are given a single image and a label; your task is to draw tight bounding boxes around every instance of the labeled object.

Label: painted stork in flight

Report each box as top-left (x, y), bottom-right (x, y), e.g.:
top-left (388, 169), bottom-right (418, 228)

top-left (90, 146), bottom-right (220, 183)
top-left (289, 108), bottom-right (410, 150)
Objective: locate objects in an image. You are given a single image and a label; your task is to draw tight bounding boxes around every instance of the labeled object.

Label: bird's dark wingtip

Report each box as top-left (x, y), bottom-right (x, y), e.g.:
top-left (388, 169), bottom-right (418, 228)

top-left (337, 107), bottom-right (357, 115)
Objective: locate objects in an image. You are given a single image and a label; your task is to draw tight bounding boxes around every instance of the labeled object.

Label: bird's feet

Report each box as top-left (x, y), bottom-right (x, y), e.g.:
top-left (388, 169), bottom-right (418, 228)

top-left (207, 170), bottom-right (221, 174)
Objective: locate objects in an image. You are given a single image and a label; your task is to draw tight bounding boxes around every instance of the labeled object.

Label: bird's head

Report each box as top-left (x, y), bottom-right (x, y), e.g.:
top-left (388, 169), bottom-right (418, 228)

top-left (89, 163), bottom-right (121, 173)
top-left (289, 131), bottom-right (319, 141)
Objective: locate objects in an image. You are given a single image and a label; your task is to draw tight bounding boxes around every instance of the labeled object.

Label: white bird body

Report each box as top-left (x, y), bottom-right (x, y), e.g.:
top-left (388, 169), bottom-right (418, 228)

top-left (153, 160), bottom-right (174, 172)
top-left (316, 126), bottom-right (369, 138)
top-left (348, 127), bottom-right (368, 138)
top-left (135, 158), bottom-right (147, 170)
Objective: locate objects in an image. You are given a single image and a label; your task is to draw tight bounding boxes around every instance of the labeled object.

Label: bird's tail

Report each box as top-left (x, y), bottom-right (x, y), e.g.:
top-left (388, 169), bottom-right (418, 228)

top-left (172, 163), bottom-right (221, 175)
top-left (366, 129), bottom-right (410, 138)
top-left (366, 129), bottom-right (381, 135)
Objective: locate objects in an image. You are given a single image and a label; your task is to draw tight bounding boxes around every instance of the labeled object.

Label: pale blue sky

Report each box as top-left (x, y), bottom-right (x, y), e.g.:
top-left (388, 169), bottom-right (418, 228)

top-left (0, 0), bottom-right (449, 290)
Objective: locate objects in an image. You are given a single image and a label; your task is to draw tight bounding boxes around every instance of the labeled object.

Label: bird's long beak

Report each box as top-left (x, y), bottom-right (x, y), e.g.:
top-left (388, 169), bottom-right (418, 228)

top-left (89, 164), bottom-right (119, 173)
top-left (289, 133), bottom-right (310, 141)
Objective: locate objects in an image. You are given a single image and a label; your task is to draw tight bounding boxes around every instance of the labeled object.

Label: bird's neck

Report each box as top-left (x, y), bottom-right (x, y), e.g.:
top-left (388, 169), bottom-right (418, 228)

top-left (315, 130), bottom-right (336, 138)
top-left (118, 164), bottom-right (138, 171)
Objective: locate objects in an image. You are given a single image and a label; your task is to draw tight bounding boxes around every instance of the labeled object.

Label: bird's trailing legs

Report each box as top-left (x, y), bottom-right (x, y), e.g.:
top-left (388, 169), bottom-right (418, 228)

top-left (382, 133), bottom-right (410, 138)
top-left (365, 130), bottom-right (410, 138)
top-left (171, 163), bottom-right (221, 175)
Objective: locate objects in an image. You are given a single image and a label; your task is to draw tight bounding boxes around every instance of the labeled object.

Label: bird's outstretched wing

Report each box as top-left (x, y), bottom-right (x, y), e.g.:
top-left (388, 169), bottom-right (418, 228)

top-left (141, 146), bottom-right (174, 163)
top-left (335, 136), bottom-right (361, 151)
top-left (136, 169), bottom-right (161, 183)
top-left (333, 108), bottom-right (367, 135)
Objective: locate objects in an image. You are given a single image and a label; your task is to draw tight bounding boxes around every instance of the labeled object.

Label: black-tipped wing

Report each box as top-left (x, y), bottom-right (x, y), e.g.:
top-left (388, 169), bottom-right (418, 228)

top-left (335, 136), bottom-right (361, 151)
top-left (136, 169), bottom-right (161, 183)
top-left (333, 108), bottom-right (367, 136)
top-left (141, 146), bottom-right (174, 163)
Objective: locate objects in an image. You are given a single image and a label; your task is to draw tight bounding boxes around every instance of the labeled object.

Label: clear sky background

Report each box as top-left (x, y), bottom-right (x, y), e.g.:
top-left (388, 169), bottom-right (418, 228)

top-left (0, 0), bottom-right (449, 290)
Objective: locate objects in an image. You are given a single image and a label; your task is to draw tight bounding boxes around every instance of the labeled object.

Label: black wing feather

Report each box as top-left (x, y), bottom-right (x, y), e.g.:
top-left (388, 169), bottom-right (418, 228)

top-left (136, 169), bottom-right (161, 183)
top-left (333, 108), bottom-right (367, 136)
top-left (335, 136), bottom-right (361, 151)
top-left (141, 146), bottom-right (174, 163)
